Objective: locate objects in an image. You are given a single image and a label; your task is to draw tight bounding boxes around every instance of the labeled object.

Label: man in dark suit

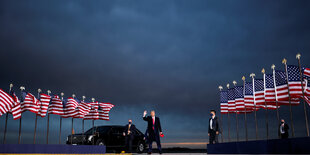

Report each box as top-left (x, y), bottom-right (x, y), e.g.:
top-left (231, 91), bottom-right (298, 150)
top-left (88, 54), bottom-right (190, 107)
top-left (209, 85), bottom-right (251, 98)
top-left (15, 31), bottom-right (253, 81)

top-left (123, 119), bottom-right (136, 153)
top-left (208, 110), bottom-right (219, 144)
top-left (143, 110), bottom-right (163, 154)
top-left (278, 119), bottom-right (289, 139)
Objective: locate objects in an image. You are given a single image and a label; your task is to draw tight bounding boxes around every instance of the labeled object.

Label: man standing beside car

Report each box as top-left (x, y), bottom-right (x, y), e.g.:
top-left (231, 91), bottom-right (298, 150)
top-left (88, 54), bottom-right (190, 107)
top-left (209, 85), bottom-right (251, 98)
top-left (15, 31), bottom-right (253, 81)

top-left (123, 119), bottom-right (136, 153)
top-left (143, 110), bottom-right (163, 154)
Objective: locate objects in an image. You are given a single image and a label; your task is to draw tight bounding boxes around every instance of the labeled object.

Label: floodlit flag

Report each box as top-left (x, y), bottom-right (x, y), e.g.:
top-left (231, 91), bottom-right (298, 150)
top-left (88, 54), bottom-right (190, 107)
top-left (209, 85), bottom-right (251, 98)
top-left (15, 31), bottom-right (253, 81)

top-left (9, 91), bottom-right (22, 120)
top-left (264, 74), bottom-right (277, 105)
top-left (62, 97), bottom-right (79, 118)
top-left (234, 86), bottom-right (245, 111)
top-left (0, 89), bottom-right (15, 116)
top-left (98, 102), bottom-right (114, 120)
top-left (274, 70), bottom-right (299, 106)
top-left (303, 68), bottom-right (310, 105)
top-left (48, 95), bottom-right (64, 116)
top-left (74, 100), bottom-right (91, 118)
top-left (220, 90), bottom-right (228, 114)
top-left (83, 102), bottom-right (99, 120)
top-left (37, 93), bottom-right (51, 117)
top-left (254, 79), bottom-right (265, 108)
top-left (21, 92), bottom-right (39, 114)
top-left (227, 88), bottom-right (236, 113)
top-left (287, 65), bottom-right (304, 99)
top-left (244, 82), bottom-right (254, 110)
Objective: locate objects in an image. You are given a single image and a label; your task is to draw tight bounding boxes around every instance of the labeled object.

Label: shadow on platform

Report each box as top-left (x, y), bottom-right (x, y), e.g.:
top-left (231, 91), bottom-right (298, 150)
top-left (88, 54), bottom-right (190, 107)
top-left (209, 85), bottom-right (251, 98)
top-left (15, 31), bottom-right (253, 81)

top-left (207, 137), bottom-right (310, 154)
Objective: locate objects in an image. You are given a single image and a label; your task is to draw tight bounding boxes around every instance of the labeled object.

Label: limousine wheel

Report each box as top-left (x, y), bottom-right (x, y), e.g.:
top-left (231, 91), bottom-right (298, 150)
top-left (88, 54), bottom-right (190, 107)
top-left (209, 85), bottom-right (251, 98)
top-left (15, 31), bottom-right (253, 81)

top-left (96, 139), bottom-right (105, 145)
top-left (136, 142), bottom-right (145, 153)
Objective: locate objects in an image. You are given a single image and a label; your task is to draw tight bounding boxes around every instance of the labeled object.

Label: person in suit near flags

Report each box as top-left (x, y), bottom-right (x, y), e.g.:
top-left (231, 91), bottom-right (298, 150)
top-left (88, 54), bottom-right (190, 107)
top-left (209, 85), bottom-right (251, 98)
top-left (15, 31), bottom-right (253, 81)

top-left (278, 119), bottom-right (289, 139)
top-left (208, 110), bottom-right (219, 144)
top-left (123, 119), bottom-right (136, 153)
top-left (143, 110), bottom-right (163, 154)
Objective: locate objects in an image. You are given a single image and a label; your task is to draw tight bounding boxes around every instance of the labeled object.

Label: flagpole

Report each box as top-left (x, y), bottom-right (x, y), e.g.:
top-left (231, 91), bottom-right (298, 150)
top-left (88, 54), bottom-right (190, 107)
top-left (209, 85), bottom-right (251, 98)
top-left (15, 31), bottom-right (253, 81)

top-left (232, 81), bottom-right (239, 142)
top-left (262, 68), bottom-right (269, 139)
top-left (282, 58), bottom-right (295, 137)
top-left (242, 76), bottom-right (248, 141)
top-left (218, 86), bottom-right (224, 143)
top-left (46, 90), bottom-right (51, 144)
top-left (33, 88), bottom-right (41, 144)
top-left (92, 97), bottom-right (95, 145)
top-left (71, 94), bottom-right (76, 145)
top-left (59, 92), bottom-right (64, 144)
top-left (18, 86), bottom-right (25, 144)
top-left (82, 96), bottom-right (86, 145)
top-left (296, 53), bottom-right (310, 136)
top-left (272, 65), bottom-right (280, 129)
top-left (226, 84), bottom-right (231, 142)
top-left (3, 83), bottom-right (13, 144)
top-left (250, 73), bottom-right (258, 140)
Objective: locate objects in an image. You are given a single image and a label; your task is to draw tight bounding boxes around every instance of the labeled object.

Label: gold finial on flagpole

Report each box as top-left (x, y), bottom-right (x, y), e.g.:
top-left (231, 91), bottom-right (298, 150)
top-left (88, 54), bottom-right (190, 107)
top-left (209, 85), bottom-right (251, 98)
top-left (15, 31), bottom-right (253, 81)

top-left (271, 64), bottom-right (275, 70)
top-left (47, 90), bottom-right (51, 95)
top-left (91, 98), bottom-right (95, 102)
top-left (82, 96), bottom-right (86, 102)
top-left (233, 80), bottom-right (237, 86)
top-left (296, 53), bottom-right (301, 60)
top-left (261, 68), bottom-right (265, 74)
top-left (61, 92), bottom-right (64, 100)
top-left (72, 94), bottom-right (76, 98)
top-left (226, 84), bottom-right (230, 89)
top-left (20, 86), bottom-right (25, 90)
top-left (250, 73), bottom-right (255, 78)
top-left (10, 83), bottom-right (13, 89)
top-left (242, 76), bottom-right (245, 81)
top-left (282, 58), bottom-right (287, 64)
top-left (38, 89), bottom-right (42, 93)
top-left (219, 85), bottom-right (223, 91)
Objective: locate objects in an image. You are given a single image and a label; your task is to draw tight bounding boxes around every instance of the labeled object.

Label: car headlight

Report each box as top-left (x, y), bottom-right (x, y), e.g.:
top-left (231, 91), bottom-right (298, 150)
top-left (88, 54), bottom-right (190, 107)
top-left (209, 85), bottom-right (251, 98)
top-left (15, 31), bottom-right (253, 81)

top-left (88, 135), bottom-right (93, 142)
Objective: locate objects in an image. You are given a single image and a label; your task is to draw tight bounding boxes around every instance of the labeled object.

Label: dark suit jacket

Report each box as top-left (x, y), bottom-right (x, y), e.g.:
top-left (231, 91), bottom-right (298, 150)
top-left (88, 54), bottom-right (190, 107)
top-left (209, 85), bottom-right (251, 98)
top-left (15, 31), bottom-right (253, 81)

top-left (124, 124), bottom-right (136, 138)
top-left (143, 116), bottom-right (162, 136)
top-left (278, 123), bottom-right (289, 137)
top-left (208, 116), bottom-right (219, 133)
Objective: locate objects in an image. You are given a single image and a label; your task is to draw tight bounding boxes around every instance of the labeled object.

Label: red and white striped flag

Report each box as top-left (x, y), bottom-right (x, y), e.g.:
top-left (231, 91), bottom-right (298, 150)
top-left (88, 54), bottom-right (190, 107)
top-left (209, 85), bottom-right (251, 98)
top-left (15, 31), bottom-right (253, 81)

top-left (244, 82), bottom-right (254, 111)
top-left (74, 101), bottom-right (91, 118)
top-left (37, 93), bottom-right (51, 117)
top-left (303, 68), bottom-right (310, 105)
top-left (287, 65), bottom-right (305, 99)
top-left (62, 97), bottom-right (79, 118)
top-left (9, 92), bottom-right (22, 120)
top-left (253, 79), bottom-right (265, 109)
top-left (98, 102), bottom-right (114, 120)
top-left (48, 95), bottom-right (64, 116)
top-left (0, 89), bottom-right (15, 117)
top-left (220, 91), bottom-right (228, 114)
top-left (21, 93), bottom-right (39, 114)
top-left (83, 102), bottom-right (99, 120)
top-left (227, 88), bottom-right (236, 113)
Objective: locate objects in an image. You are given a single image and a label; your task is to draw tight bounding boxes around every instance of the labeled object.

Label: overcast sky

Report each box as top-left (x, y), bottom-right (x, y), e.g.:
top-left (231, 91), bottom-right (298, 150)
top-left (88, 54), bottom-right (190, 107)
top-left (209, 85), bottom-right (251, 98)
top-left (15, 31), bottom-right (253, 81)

top-left (1, 0), bottom-right (310, 149)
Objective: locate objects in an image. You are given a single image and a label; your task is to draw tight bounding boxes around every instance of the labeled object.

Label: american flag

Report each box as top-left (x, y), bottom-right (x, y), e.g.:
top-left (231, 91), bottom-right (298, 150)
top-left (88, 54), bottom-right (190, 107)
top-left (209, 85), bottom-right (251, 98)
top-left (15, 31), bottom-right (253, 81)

top-left (234, 86), bottom-right (245, 111)
top-left (264, 74), bottom-right (277, 105)
top-left (62, 97), bottom-right (79, 118)
top-left (287, 65), bottom-right (304, 99)
top-left (0, 89), bottom-right (15, 117)
top-left (227, 88), bottom-right (236, 113)
top-left (274, 70), bottom-right (299, 106)
top-left (220, 91), bottom-right (228, 114)
top-left (303, 68), bottom-right (310, 105)
top-left (83, 102), bottom-right (99, 120)
top-left (48, 95), bottom-right (64, 116)
top-left (98, 102), bottom-right (114, 120)
top-left (9, 91), bottom-right (22, 120)
top-left (74, 100), bottom-right (91, 118)
top-left (244, 82), bottom-right (254, 110)
top-left (254, 79), bottom-right (265, 108)
top-left (37, 93), bottom-right (51, 117)
top-left (21, 92), bottom-right (39, 114)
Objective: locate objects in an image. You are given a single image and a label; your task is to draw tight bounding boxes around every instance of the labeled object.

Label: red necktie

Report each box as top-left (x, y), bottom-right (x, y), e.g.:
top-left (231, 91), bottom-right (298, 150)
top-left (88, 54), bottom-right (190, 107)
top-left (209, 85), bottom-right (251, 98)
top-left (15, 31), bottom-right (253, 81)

top-left (152, 118), bottom-right (155, 130)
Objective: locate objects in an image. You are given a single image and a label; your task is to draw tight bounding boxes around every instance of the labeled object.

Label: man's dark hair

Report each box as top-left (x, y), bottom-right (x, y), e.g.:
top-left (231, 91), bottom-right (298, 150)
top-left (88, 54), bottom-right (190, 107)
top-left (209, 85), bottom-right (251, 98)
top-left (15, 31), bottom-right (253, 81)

top-left (210, 110), bottom-right (216, 114)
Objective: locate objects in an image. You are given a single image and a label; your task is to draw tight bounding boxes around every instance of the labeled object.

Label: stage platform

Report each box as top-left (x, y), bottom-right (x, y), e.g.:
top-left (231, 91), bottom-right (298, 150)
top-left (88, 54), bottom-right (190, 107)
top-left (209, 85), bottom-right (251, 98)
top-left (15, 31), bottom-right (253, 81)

top-left (0, 144), bottom-right (107, 155)
top-left (207, 137), bottom-right (310, 154)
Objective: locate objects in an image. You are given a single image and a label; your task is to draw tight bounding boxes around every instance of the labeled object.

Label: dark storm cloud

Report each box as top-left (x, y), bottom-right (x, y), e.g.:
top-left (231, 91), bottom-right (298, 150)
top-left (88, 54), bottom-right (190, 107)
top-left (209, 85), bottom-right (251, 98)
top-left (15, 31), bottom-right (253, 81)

top-left (1, 0), bottom-right (310, 147)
